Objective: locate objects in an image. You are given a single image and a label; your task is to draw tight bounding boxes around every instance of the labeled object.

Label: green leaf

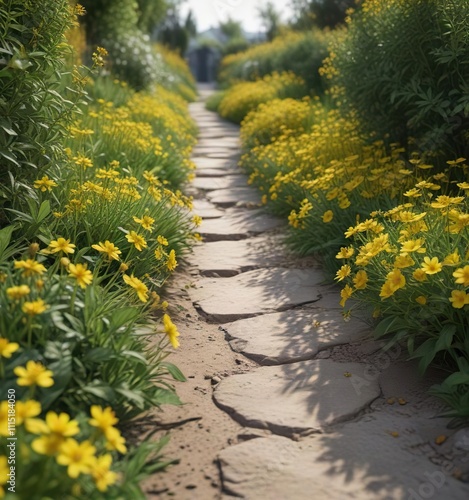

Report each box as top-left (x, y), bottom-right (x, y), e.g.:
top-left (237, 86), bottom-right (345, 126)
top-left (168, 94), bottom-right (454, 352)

top-left (442, 371), bottom-right (469, 388)
top-left (83, 384), bottom-right (116, 402)
top-left (110, 307), bottom-right (141, 329)
top-left (84, 347), bottom-right (115, 363)
top-left (374, 315), bottom-right (408, 339)
top-left (0, 225), bottom-right (14, 261)
top-left (36, 200), bottom-right (51, 223)
top-left (435, 324), bottom-right (456, 352)
top-left (161, 362), bottom-right (186, 382)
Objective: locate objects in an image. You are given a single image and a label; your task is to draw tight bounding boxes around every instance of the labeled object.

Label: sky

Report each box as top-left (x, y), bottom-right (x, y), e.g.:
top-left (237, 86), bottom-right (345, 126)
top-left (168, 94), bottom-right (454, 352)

top-left (181, 0), bottom-right (293, 33)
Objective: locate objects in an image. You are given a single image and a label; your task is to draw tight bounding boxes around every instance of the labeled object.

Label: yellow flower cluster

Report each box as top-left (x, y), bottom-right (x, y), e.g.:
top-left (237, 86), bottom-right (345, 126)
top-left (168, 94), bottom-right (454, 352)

top-left (339, 180), bottom-right (469, 310)
top-left (218, 72), bottom-right (306, 124)
top-left (0, 401), bottom-right (123, 492)
top-left (240, 97), bottom-right (325, 149)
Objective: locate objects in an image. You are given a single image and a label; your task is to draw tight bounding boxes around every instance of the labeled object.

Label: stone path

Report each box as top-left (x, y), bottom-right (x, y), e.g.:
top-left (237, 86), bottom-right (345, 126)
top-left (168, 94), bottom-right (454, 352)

top-left (150, 88), bottom-right (469, 499)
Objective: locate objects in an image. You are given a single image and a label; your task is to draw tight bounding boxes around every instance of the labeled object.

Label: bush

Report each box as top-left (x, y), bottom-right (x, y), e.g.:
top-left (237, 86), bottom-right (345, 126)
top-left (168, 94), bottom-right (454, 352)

top-left (339, 178), bottom-right (469, 417)
top-left (0, 1), bottom-right (83, 216)
top-left (240, 97), bottom-right (326, 149)
top-left (324, 0), bottom-right (469, 160)
top-left (219, 30), bottom-right (335, 95)
top-left (218, 72), bottom-right (307, 124)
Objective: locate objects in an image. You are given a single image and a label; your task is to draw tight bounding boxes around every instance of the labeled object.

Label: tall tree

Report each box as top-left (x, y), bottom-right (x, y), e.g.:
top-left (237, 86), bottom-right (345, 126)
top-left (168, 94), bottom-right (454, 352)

top-left (258, 1), bottom-right (282, 41)
top-left (290, 0), bottom-right (355, 29)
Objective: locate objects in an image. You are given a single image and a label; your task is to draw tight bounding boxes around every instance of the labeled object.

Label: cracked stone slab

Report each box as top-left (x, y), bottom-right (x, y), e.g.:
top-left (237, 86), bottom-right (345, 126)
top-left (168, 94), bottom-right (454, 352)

top-left (206, 151), bottom-right (241, 159)
top-left (192, 199), bottom-right (224, 219)
top-left (192, 175), bottom-right (247, 191)
top-left (190, 268), bottom-right (325, 322)
top-left (192, 157), bottom-right (239, 171)
top-left (195, 169), bottom-right (230, 178)
top-left (207, 188), bottom-right (262, 208)
top-left (219, 421), bottom-right (469, 500)
top-left (223, 309), bottom-right (371, 365)
top-left (191, 236), bottom-right (288, 277)
top-left (199, 208), bottom-right (282, 241)
top-left (197, 138), bottom-right (240, 149)
top-left (214, 359), bottom-right (381, 434)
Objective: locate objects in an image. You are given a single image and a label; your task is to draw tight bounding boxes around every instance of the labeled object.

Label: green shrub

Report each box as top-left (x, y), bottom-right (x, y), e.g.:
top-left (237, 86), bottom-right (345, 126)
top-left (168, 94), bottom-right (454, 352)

top-left (219, 30), bottom-right (335, 95)
top-left (0, 1), bottom-right (83, 217)
top-left (325, 0), bottom-right (469, 160)
top-left (218, 72), bottom-right (307, 124)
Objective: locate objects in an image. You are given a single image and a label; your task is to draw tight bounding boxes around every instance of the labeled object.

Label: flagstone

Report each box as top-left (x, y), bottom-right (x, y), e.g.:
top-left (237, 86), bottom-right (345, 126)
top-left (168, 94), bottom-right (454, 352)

top-left (199, 208), bottom-right (282, 241)
top-left (219, 419), bottom-right (469, 500)
top-left (191, 199), bottom-right (225, 219)
top-left (207, 188), bottom-right (262, 207)
top-left (189, 267), bottom-right (325, 322)
top-left (213, 359), bottom-right (381, 434)
top-left (223, 309), bottom-right (370, 365)
top-left (192, 175), bottom-right (247, 191)
top-left (191, 236), bottom-right (287, 277)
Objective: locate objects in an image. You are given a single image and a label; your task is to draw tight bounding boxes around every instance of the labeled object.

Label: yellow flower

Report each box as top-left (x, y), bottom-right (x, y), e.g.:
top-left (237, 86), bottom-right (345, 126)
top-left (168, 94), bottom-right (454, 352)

top-left (192, 215), bottom-right (203, 227)
top-left (0, 338), bottom-right (19, 358)
top-left (403, 188), bottom-right (421, 198)
top-left (56, 439), bottom-right (96, 478)
top-left (91, 454), bottom-right (118, 492)
top-left (68, 263), bottom-right (93, 289)
top-left (421, 257), bottom-right (442, 275)
top-left (400, 238), bottom-right (425, 255)
top-left (34, 175), bottom-right (58, 192)
top-left (449, 290), bottom-right (469, 309)
top-left (336, 247), bottom-right (354, 259)
top-left (443, 251), bottom-right (460, 266)
top-left (415, 296), bottom-right (427, 305)
top-left (133, 215), bottom-right (155, 231)
top-left (14, 361), bottom-right (54, 387)
top-left (29, 411), bottom-right (80, 456)
top-left (379, 281), bottom-right (395, 299)
top-left (126, 231), bottom-right (147, 252)
top-left (123, 274), bottom-right (149, 303)
top-left (412, 269), bottom-right (427, 282)
top-left (89, 406), bottom-right (118, 434)
top-left (6, 285), bottom-right (31, 300)
top-left (393, 255), bottom-right (415, 269)
top-left (453, 266), bottom-right (469, 287)
top-left (22, 299), bottom-right (48, 316)
top-left (105, 427), bottom-right (127, 454)
top-left (386, 269), bottom-right (406, 291)
top-left (339, 285), bottom-right (353, 307)
top-left (353, 270), bottom-right (368, 290)
top-left (166, 249), bottom-right (178, 271)
top-left (14, 259), bottom-right (46, 277)
top-left (92, 241), bottom-right (121, 261)
top-left (322, 210), bottom-right (334, 223)
top-left (430, 195), bottom-right (464, 209)
top-left (335, 265), bottom-right (351, 281)
top-left (157, 235), bottom-right (169, 246)
top-left (73, 154), bottom-right (93, 169)
top-left (48, 237), bottom-right (76, 255)
top-left (15, 400), bottom-right (41, 426)
top-left (163, 314), bottom-right (180, 348)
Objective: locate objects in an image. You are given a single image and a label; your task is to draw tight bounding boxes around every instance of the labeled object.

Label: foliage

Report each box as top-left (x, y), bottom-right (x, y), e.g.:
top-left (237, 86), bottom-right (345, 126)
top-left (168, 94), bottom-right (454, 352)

top-left (290, 0), bottom-right (355, 29)
top-left (218, 72), bottom-right (307, 124)
top-left (0, 0), bottom-right (84, 219)
top-left (240, 96), bottom-right (325, 150)
top-left (0, 0), bottom-right (201, 494)
top-left (324, 0), bottom-right (469, 160)
top-left (219, 30), bottom-right (334, 94)
top-left (0, 399), bottom-right (173, 498)
top-left (339, 178), bottom-right (469, 417)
